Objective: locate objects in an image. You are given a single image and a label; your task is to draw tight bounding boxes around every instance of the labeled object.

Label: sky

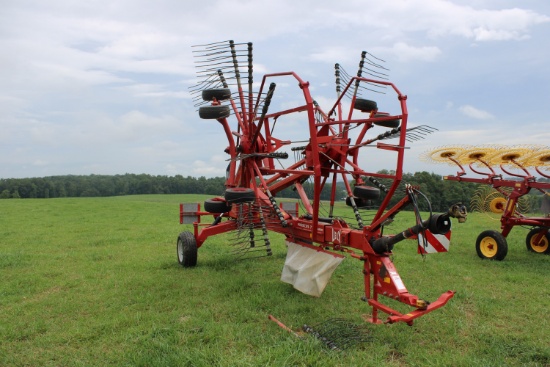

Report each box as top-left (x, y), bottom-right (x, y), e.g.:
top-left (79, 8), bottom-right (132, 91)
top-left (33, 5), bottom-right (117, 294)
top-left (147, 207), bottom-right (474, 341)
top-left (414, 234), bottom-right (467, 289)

top-left (1, 0), bottom-right (549, 179)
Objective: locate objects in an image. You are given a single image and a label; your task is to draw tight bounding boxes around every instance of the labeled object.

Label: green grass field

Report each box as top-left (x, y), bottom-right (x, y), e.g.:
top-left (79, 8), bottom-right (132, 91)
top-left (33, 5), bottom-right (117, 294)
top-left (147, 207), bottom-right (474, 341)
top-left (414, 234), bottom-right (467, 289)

top-left (1, 195), bottom-right (549, 366)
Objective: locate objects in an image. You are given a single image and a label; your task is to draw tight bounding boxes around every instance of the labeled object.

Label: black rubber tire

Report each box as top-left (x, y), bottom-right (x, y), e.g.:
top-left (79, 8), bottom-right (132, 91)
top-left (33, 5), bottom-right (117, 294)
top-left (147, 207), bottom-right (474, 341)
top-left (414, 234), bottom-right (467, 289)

top-left (525, 228), bottom-right (550, 254)
top-left (204, 198), bottom-right (231, 213)
top-left (177, 231), bottom-right (198, 267)
top-left (202, 88), bottom-right (231, 102)
top-left (353, 185), bottom-right (380, 200)
top-left (372, 113), bottom-right (400, 128)
top-left (346, 196), bottom-right (368, 208)
top-left (475, 230), bottom-right (508, 260)
top-left (353, 98), bottom-right (377, 113)
top-left (224, 187), bottom-right (256, 204)
top-left (199, 105), bottom-right (231, 119)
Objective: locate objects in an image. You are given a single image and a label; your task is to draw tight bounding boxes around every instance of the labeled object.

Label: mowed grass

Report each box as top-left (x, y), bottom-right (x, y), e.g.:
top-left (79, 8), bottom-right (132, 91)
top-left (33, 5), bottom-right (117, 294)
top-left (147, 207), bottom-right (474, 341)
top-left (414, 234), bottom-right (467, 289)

top-left (1, 195), bottom-right (549, 366)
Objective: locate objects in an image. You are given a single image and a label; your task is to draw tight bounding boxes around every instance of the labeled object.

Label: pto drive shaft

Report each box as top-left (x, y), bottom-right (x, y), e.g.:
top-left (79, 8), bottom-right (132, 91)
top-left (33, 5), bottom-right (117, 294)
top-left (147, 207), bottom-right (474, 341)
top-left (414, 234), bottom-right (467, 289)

top-left (371, 213), bottom-right (451, 254)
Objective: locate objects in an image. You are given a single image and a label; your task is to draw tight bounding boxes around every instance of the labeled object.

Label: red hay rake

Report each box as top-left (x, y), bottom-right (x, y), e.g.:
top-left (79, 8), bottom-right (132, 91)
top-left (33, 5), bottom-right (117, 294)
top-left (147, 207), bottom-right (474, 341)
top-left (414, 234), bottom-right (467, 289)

top-left (423, 144), bottom-right (550, 260)
top-left (178, 40), bottom-right (465, 325)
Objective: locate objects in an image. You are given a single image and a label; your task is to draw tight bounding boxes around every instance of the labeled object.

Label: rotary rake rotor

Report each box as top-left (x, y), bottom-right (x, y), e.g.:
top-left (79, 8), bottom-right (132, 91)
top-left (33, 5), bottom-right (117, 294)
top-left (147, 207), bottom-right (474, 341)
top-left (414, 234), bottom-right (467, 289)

top-left (178, 40), bottom-right (464, 327)
top-left (423, 144), bottom-right (550, 260)
top-left (470, 185), bottom-right (530, 218)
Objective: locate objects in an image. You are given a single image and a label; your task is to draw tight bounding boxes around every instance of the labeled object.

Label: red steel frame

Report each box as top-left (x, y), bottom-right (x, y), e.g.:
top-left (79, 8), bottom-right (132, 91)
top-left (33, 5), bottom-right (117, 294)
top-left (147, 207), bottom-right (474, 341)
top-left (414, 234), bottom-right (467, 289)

top-left (184, 71), bottom-right (456, 325)
top-left (444, 155), bottom-right (550, 248)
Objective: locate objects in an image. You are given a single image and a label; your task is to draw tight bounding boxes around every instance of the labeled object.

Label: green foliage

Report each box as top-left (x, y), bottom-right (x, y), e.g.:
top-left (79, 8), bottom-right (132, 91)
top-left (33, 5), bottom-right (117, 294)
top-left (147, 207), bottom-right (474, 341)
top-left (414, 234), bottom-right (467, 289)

top-left (0, 195), bottom-right (549, 366)
top-left (0, 174), bottom-right (228, 199)
top-left (0, 173), bottom-right (547, 215)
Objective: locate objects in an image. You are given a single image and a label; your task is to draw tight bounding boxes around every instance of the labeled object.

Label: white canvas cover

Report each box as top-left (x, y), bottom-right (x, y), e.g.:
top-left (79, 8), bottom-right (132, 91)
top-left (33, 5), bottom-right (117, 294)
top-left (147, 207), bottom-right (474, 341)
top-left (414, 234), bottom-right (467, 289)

top-left (281, 241), bottom-right (344, 297)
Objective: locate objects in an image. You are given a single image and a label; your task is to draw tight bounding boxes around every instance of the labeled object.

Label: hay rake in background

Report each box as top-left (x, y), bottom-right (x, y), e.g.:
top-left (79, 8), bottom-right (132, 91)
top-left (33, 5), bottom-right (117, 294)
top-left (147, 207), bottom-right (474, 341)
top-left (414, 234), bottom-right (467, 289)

top-left (470, 185), bottom-right (531, 218)
top-left (178, 40), bottom-right (466, 325)
top-left (422, 144), bottom-right (550, 260)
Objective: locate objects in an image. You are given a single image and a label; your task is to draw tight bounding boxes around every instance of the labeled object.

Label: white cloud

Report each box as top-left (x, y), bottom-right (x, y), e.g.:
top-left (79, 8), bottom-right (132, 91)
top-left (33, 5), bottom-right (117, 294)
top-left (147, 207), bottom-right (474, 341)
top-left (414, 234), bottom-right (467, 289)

top-left (459, 105), bottom-right (494, 119)
top-left (192, 157), bottom-right (227, 177)
top-left (307, 0), bottom-right (549, 42)
top-left (384, 42), bottom-right (442, 62)
top-left (0, 0), bottom-right (549, 179)
top-left (310, 47), bottom-right (357, 64)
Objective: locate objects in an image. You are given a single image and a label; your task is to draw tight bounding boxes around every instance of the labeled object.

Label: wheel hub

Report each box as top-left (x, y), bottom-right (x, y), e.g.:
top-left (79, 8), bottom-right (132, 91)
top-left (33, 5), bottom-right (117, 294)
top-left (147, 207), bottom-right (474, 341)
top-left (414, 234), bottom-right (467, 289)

top-left (531, 237), bottom-right (549, 253)
top-left (480, 238), bottom-right (497, 257)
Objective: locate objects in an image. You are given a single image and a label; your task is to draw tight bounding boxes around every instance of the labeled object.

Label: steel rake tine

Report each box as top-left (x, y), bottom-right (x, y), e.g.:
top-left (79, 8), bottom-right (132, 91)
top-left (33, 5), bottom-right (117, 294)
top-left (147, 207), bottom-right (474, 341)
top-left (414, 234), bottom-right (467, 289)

top-left (195, 54), bottom-right (250, 64)
top-left (191, 40), bottom-right (232, 48)
top-left (358, 83), bottom-right (386, 91)
top-left (190, 82), bottom-right (224, 96)
top-left (192, 72), bottom-right (222, 83)
top-left (233, 254), bottom-right (272, 262)
top-left (198, 65), bottom-right (249, 73)
top-left (194, 51), bottom-right (249, 61)
top-left (195, 60), bottom-right (235, 68)
top-left (189, 82), bottom-right (223, 94)
top-left (415, 125), bottom-right (438, 132)
top-left (231, 244), bottom-right (271, 253)
top-left (194, 54), bottom-right (232, 62)
top-left (189, 74), bottom-right (221, 90)
top-left (192, 49), bottom-right (232, 58)
top-left (191, 42), bottom-right (249, 53)
top-left (406, 134), bottom-right (422, 141)
top-left (339, 66), bottom-right (353, 80)
top-left (192, 50), bottom-right (231, 58)
top-left (364, 51), bottom-right (386, 63)
top-left (361, 69), bottom-right (389, 80)
top-left (195, 65), bottom-right (236, 74)
top-left (419, 126), bottom-right (438, 133)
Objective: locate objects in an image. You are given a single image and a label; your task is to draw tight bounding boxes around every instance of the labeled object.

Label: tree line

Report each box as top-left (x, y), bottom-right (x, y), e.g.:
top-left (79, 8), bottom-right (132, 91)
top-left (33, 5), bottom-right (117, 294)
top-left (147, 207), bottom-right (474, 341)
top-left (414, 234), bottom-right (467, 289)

top-left (0, 174), bottom-right (226, 199)
top-left (0, 172), bottom-right (547, 213)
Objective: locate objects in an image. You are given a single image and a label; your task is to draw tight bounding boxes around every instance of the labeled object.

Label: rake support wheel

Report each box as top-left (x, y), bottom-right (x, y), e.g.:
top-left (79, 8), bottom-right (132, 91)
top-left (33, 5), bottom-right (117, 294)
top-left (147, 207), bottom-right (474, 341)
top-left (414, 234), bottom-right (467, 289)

top-left (353, 98), bottom-right (377, 113)
top-left (204, 198), bottom-right (231, 213)
top-left (199, 105), bottom-right (231, 119)
top-left (353, 185), bottom-right (380, 200)
top-left (372, 113), bottom-right (401, 128)
top-left (202, 88), bottom-right (232, 101)
top-left (525, 228), bottom-right (550, 254)
top-left (177, 231), bottom-right (198, 267)
top-left (476, 230), bottom-right (508, 260)
top-left (224, 188), bottom-right (256, 204)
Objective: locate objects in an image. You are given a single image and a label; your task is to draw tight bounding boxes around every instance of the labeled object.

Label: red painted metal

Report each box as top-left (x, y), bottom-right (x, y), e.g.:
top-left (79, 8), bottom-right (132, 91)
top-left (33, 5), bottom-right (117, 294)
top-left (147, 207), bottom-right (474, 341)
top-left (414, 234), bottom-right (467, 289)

top-left (180, 42), bottom-right (459, 325)
top-left (444, 156), bottom-right (550, 257)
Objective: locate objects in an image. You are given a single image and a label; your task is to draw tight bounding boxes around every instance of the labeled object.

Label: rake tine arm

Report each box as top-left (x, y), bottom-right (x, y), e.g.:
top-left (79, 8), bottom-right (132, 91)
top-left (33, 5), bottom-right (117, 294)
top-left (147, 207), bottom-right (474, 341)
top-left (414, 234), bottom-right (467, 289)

top-left (247, 42), bottom-right (254, 124)
top-left (251, 83), bottom-right (276, 148)
top-left (348, 127), bottom-right (401, 153)
top-left (229, 40), bottom-right (248, 125)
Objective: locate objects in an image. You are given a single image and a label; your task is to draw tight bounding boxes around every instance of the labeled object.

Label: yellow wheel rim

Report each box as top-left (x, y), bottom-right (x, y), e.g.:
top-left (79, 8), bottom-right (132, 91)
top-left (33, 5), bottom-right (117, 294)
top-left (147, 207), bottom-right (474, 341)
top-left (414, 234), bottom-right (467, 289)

top-left (489, 197), bottom-right (506, 214)
top-left (480, 237), bottom-right (498, 257)
top-left (530, 235), bottom-right (549, 253)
